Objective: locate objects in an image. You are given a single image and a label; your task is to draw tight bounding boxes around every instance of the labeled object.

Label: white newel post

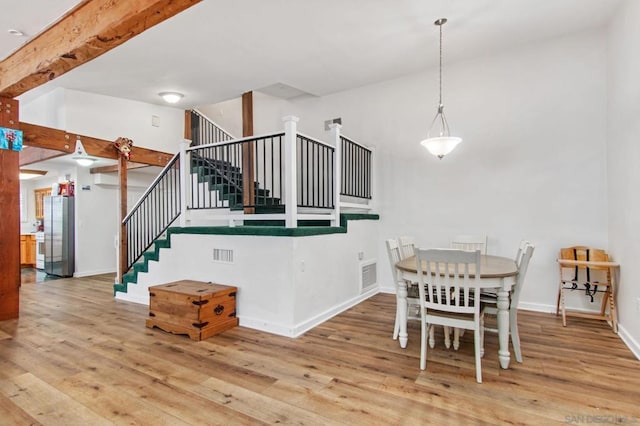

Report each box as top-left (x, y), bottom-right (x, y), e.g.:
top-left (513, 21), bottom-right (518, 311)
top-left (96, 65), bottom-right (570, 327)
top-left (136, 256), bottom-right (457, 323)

top-left (179, 139), bottom-right (190, 227)
top-left (329, 123), bottom-right (342, 227)
top-left (283, 115), bottom-right (299, 228)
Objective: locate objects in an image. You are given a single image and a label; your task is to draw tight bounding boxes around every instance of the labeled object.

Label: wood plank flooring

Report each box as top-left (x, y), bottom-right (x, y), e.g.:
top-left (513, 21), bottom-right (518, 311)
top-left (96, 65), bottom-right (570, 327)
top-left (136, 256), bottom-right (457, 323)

top-left (2, 274), bottom-right (639, 425)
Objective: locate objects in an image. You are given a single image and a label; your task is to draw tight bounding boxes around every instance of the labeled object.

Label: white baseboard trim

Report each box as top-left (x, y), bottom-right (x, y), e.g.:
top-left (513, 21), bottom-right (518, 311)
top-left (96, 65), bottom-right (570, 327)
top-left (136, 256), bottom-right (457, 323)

top-left (115, 291), bottom-right (149, 306)
top-left (238, 316), bottom-right (297, 338)
top-left (292, 286), bottom-right (380, 337)
top-left (617, 324), bottom-right (640, 360)
top-left (518, 302), bottom-right (557, 314)
top-left (74, 268), bottom-right (116, 278)
top-left (379, 285), bottom-right (395, 294)
top-left (239, 287), bottom-right (380, 338)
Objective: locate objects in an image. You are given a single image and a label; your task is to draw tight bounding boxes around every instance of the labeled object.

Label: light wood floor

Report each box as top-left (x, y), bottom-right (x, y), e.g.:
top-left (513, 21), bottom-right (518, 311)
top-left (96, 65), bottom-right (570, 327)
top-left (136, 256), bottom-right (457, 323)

top-left (1, 275), bottom-right (638, 425)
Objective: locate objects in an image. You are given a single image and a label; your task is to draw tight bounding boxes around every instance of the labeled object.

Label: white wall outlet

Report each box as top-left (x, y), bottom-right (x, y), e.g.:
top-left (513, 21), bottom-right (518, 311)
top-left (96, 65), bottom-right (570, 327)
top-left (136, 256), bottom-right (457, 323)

top-left (358, 251), bottom-right (364, 261)
top-left (151, 115), bottom-right (160, 127)
top-left (300, 260), bottom-right (305, 272)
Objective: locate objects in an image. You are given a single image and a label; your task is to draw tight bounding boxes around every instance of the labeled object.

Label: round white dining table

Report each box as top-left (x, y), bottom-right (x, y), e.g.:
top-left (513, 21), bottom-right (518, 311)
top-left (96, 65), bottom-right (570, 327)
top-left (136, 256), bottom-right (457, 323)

top-left (395, 254), bottom-right (518, 369)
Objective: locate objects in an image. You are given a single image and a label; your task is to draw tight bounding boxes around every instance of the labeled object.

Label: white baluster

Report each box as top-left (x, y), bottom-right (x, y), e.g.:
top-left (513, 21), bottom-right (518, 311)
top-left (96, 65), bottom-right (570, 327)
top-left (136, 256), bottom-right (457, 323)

top-left (329, 123), bottom-right (342, 227)
top-left (282, 116), bottom-right (299, 228)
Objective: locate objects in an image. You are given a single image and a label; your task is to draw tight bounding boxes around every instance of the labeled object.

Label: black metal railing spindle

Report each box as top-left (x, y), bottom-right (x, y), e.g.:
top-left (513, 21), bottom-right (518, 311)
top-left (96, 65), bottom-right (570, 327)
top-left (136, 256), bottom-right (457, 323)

top-left (295, 134), bottom-right (335, 209)
top-left (340, 136), bottom-right (372, 200)
top-left (123, 154), bottom-right (181, 273)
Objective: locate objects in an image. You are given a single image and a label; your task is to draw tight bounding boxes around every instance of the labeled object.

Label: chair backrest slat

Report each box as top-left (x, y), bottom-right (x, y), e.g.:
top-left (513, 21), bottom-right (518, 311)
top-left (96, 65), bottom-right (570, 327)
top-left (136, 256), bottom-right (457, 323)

top-left (398, 236), bottom-right (416, 260)
top-left (415, 248), bottom-right (481, 314)
top-left (451, 235), bottom-right (487, 255)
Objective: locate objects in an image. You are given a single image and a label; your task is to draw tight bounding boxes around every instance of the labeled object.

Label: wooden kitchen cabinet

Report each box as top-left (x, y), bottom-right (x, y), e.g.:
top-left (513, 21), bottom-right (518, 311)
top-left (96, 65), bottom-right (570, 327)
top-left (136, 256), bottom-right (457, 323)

top-left (34, 187), bottom-right (51, 220)
top-left (20, 234), bottom-right (36, 267)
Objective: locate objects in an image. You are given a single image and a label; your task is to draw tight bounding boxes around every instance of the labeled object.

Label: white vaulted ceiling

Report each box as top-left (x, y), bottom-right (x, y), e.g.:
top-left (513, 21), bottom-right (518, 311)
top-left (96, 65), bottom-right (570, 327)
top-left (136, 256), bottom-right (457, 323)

top-left (1, 0), bottom-right (623, 108)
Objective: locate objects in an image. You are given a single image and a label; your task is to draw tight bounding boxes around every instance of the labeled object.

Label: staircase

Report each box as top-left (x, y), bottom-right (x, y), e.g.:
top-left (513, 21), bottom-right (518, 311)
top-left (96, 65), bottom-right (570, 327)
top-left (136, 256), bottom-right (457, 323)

top-left (191, 154), bottom-right (283, 213)
top-left (115, 111), bottom-right (373, 297)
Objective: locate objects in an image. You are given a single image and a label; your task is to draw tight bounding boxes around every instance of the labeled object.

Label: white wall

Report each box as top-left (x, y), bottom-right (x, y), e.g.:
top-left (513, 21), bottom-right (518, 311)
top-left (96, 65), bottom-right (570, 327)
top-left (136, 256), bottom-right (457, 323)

top-left (19, 87), bottom-right (66, 128)
top-left (607, 0), bottom-right (640, 357)
top-left (204, 30), bottom-right (610, 314)
top-left (64, 90), bottom-right (185, 153)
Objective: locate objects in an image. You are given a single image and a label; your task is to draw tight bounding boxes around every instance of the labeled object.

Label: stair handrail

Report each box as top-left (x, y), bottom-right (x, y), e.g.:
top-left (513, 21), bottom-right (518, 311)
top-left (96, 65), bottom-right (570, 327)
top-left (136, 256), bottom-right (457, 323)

top-left (191, 108), bottom-right (235, 145)
top-left (185, 130), bottom-right (286, 152)
top-left (340, 133), bottom-right (371, 151)
top-left (192, 108), bottom-right (236, 139)
top-left (122, 152), bottom-right (182, 272)
top-left (123, 152), bottom-right (180, 223)
top-left (296, 131), bottom-right (336, 149)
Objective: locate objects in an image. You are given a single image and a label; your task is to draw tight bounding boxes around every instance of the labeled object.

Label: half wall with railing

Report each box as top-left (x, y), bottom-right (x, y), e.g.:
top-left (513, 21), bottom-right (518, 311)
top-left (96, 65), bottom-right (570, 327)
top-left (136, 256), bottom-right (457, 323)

top-left (121, 112), bottom-right (373, 273)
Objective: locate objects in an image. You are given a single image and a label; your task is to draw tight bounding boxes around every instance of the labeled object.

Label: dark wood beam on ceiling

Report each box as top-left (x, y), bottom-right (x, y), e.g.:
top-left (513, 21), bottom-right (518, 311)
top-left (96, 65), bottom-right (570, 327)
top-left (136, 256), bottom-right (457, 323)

top-left (0, 0), bottom-right (202, 98)
top-left (19, 122), bottom-right (173, 167)
top-left (90, 162), bottom-right (151, 174)
top-left (19, 146), bottom-right (68, 167)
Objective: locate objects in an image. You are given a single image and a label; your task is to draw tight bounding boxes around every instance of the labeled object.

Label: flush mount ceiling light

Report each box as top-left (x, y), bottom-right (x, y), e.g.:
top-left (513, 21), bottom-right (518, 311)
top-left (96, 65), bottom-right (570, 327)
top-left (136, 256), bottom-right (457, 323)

top-left (420, 18), bottom-right (462, 159)
top-left (158, 92), bottom-right (184, 104)
top-left (73, 137), bottom-right (96, 167)
top-left (19, 169), bottom-right (47, 180)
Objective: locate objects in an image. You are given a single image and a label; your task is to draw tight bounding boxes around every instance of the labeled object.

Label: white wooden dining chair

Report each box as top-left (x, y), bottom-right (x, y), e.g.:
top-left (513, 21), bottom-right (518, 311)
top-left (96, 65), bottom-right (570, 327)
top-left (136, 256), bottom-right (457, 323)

top-left (446, 235), bottom-right (487, 350)
top-left (415, 248), bottom-right (484, 383)
top-left (481, 243), bottom-right (535, 363)
top-left (451, 235), bottom-right (488, 254)
top-left (386, 239), bottom-right (423, 342)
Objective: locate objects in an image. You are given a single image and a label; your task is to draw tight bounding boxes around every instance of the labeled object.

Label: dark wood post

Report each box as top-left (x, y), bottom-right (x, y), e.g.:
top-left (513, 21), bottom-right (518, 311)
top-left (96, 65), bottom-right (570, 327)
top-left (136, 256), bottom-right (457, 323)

top-left (0, 97), bottom-right (20, 320)
top-left (184, 110), bottom-right (192, 141)
top-left (242, 91), bottom-right (255, 214)
top-left (118, 147), bottom-right (128, 282)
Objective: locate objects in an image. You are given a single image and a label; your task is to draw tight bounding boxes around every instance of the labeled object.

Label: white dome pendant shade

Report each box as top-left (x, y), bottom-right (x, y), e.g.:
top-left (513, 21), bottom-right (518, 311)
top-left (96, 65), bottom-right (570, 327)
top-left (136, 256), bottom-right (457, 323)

top-left (420, 18), bottom-right (462, 159)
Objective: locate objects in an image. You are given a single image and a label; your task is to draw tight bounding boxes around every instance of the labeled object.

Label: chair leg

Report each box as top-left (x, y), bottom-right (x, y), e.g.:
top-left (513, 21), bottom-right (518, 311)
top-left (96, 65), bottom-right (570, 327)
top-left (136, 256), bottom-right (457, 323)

top-left (556, 265), bottom-right (563, 315)
top-left (428, 325), bottom-right (435, 348)
top-left (608, 288), bottom-right (618, 334)
top-left (480, 316), bottom-right (485, 358)
top-left (510, 309), bottom-right (522, 363)
top-left (560, 288), bottom-right (567, 327)
top-left (443, 326), bottom-right (451, 349)
top-left (393, 303), bottom-right (400, 340)
top-left (420, 322), bottom-right (428, 370)
top-left (453, 328), bottom-right (461, 350)
top-left (474, 326), bottom-right (482, 383)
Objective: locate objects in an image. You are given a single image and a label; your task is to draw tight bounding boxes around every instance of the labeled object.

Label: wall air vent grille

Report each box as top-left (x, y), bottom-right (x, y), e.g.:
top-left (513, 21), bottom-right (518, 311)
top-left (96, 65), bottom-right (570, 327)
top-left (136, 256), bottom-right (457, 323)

top-left (212, 248), bottom-right (234, 263)
top-left (359, 259), bottom-right (377, 293)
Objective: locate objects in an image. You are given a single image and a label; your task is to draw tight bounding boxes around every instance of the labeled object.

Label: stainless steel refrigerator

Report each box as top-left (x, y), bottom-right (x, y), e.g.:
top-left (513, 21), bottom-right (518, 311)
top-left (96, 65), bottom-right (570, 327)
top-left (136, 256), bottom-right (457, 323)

top-left (44, 195), bottom-right (75, 277)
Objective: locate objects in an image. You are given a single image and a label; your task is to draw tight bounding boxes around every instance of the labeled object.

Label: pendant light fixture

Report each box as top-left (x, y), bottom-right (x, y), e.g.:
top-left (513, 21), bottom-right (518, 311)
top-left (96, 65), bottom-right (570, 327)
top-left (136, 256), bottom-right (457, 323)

top-left (420, 18), bottom-right (462, 159)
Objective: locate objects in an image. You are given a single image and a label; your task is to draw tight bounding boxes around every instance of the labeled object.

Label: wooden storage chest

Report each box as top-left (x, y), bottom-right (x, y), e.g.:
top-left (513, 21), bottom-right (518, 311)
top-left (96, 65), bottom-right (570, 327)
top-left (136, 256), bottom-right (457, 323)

top-left (146, 280), bottom-right (238, 341)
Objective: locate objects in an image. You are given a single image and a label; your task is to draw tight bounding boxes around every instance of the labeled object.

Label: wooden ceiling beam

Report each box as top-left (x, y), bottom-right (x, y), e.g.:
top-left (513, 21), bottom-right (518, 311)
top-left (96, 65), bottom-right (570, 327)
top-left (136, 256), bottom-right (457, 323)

top-left (19, 122), bottom-right (173, 167)
top-left (19, 146), bottom-right (68, 167)
top-left (0, 0), bottom-right (201, 98)
top-left (90, 162), bottom-right (151, 174)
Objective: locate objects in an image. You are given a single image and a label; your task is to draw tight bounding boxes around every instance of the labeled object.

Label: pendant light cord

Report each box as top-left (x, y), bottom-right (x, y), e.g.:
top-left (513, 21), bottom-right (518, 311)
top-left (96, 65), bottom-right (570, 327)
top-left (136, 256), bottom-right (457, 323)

top-left (439, 21), bottom-right (443, 107)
